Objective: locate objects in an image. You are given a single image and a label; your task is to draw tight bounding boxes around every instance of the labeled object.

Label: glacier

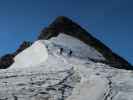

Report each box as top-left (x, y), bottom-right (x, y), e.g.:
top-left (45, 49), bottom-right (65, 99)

top-left (0, 34), bottom-right (133, 100)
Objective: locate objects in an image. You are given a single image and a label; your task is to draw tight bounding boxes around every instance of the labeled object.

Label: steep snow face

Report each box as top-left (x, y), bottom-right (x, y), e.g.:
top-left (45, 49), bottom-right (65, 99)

top-left (47, 34), bottom-right (105, 60)
top-left (9, 40), bottom-right (48, 69)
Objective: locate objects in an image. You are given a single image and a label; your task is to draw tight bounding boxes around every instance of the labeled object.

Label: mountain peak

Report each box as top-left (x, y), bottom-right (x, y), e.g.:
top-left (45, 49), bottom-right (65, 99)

top-left (38, 16), bottom-right (83, 39)
top-left (53, 16), bottom-right (73, 23)
top-left (0, 16), bottom-right (132, 70)
top-left (38, 16), bottom-right (132, 69)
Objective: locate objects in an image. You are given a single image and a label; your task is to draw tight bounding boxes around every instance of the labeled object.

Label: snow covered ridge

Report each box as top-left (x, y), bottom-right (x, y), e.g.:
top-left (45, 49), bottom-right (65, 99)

top-left (44, 34), bottom-right (105, 60)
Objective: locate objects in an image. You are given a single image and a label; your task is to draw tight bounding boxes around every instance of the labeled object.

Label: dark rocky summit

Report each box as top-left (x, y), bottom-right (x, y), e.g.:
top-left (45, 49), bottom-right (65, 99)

top-left (38, 16), bottom-right (132, 70)
top-left (0, 41), bottom-right (32, 69)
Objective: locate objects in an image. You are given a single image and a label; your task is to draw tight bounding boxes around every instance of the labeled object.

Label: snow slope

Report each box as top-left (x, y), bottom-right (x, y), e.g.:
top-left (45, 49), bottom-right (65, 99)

top-left (67, 75), bottom-right (108, 100)
top-left (47, 34), bottom-right (105, 60)
top-left (9, 40), bottom-right (48, 69)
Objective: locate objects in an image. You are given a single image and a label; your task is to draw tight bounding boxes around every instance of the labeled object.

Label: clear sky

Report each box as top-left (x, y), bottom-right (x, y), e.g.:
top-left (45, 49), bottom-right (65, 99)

top-left (0, 0), bottom-right (133, 64)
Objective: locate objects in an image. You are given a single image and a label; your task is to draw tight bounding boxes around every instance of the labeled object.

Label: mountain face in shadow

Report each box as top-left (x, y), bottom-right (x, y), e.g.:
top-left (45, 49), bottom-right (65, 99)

top-left (38, 16), bottom-right (132, 69)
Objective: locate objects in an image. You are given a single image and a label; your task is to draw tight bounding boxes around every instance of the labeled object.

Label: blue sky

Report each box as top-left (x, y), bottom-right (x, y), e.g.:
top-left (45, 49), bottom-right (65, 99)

top-left (0, 0), bottom-right (133, 64)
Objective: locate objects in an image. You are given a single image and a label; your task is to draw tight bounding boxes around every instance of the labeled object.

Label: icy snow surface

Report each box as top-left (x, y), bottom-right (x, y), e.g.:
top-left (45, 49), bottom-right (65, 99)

top-left (48, 34), bottom-right (105, 60)
top-left (9, 40), bottom-right (48, 69)
top-left (0, 34), bottom-right (133, 100)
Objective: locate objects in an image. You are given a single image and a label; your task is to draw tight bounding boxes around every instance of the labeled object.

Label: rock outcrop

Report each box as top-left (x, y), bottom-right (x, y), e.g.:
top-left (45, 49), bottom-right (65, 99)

top-left (0, 54), bottom-right (14, 69)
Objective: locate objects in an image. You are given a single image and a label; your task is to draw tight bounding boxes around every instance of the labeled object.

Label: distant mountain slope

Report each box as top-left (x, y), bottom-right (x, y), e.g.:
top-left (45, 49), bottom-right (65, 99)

top-left (38, 16), bottom-right (132, 69)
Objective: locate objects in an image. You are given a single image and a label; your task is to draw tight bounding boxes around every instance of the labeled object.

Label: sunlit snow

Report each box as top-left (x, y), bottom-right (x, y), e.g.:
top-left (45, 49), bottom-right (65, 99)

top-left (9, 40), bottom-right (48, 69)
top-left (0, 34), bottom-right (133, 100)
